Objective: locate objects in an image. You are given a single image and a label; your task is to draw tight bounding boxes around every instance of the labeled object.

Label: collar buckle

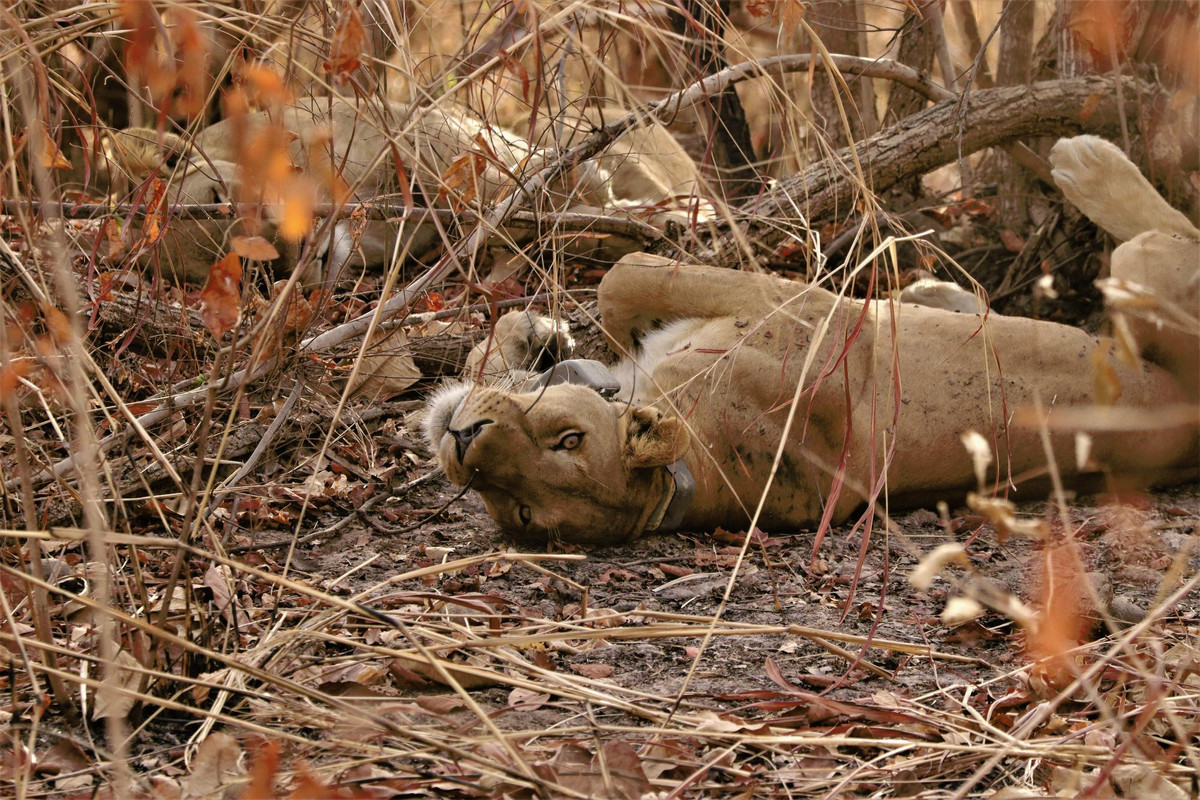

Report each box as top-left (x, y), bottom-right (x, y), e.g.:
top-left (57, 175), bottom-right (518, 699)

top-left (645, 459), bottom-right (695, 533)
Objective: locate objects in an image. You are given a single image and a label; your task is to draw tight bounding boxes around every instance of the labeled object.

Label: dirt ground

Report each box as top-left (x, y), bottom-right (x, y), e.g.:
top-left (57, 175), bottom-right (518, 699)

top-left (315, 474), bottom-right (1200, 691)
top-left (262, 440), bottom-right (1200, 794)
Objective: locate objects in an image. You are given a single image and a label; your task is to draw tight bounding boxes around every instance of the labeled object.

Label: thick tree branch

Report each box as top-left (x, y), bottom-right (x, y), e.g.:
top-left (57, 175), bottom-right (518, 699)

top-left (0, 200), bottom-right (664, 244)
top-left (691, 75), bottom-right (1164, 265)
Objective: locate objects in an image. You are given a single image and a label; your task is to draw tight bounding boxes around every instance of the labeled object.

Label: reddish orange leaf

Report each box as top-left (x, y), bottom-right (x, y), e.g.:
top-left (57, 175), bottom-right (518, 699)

top-left (119, 0), bottom-right (158, 77)
top-left (1079, 91), bottom-right (1103, 122)
top-left (143, 177), bottom-right (168, 244)
top-left (0, 360), bottom-right (30, 398)
top-left (472, 131), bottom-right (498, 163)
top-left (437, 151), bottom-right (486, 209)
top-left (1092, 342), bottom-right (1122, 405)
top-left (745, 0), bottom-right (772, 18)
top-left (244, 126), bottom-right (297, 186)
top-left (102, 218), bottom-right (125, 260)
top-left (1068, 1), bottom-right (1131, 66)
top-left (324, 3), bottom-right (366, 82)
top-left (272, 281), bottom-right (314, 337)
top-left (40, 304), bottom-right (72, 345)
top-left (242, 740), bottom-right (279, 800)
top-left (417, 292), bottom-right (444, 312)
top-left (780, 0), bottom-right (805, 32)
top-left (200, 253), bottom-right (243, 339)
top-left (999, 229), bottom-right (1026, 253)
top-left (170, 8), bottom-right (211, 118)
top-left (94, 271), bottom-right (117, 302)
top-left (287, 763), bottom-right (335, 799)
top-left (278, 177), bottom-right (315, 241)
top-left (241, 65), bottom-right (292, 107)
top-left (121, 0), bottom-right (177, 105)
top-left (1027, 543), bottom-right (1089, 687)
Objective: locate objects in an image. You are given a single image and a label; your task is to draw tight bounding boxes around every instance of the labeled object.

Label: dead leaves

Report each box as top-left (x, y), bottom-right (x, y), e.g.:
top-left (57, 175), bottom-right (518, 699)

top-left (16, 124), bottom-right (74, 171)
top-left (179, 733), bottom-right (243, 800)
top-left (346, 328), bottom-right (421, 400)
top-left (746, 0), bottom-right (805, 33)
top-left (142, 177), bottom-right (169, 245)
top-left (91, 649), bottom-right (143, 721)
top-left (199, 252), bottom-right (242, 338)
top-left (1067, 1), bottom-right (1132, 68)
top-left (276, 179), bottom-right (316, 242)
top-left (1091, 338), bottom-right (1123, 405)
top-left (534, 741), bottom-right (650, 800)
top-left (570, 662), bottom-right (614, 680)
top-left (324, 2), bottom-right (367, 83)
top-left (120, 0), bottom-right (212, 118)
top-left (232, 235), bottom-right (281, 262)
top-left (176, 736), bottom-right (383, 799)
top-left (238, 64), bottom-right (294, 109)
top-left (438, 150), bottom-right (488, 210)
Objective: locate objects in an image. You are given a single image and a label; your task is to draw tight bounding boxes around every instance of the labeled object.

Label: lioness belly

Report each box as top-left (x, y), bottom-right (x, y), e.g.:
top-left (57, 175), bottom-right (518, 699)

top-left (640, 303), bottom-right (1198, 531)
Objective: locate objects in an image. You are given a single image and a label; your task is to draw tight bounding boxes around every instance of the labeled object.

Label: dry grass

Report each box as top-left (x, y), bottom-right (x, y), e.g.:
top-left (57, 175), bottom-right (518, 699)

top-left (0, 1), bottom-right (1197, 797)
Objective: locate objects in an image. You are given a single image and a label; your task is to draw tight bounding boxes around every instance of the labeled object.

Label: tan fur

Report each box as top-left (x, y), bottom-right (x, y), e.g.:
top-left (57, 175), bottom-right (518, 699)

top-left (107, 98), bottom-right (699, 282)
top-left (520, 105), bottom-right (704, 205)
top-left (426, 136), bottom-right (1199, 545)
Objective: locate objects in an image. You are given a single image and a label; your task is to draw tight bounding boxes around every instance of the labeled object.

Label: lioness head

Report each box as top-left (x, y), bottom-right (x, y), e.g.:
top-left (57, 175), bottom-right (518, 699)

top-left (425, 383), bottom-right (689, 545)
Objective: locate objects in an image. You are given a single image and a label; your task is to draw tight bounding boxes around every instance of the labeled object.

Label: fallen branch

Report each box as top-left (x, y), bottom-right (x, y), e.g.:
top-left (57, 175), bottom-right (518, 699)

top-left (0, 200), bottom-right (665, 244)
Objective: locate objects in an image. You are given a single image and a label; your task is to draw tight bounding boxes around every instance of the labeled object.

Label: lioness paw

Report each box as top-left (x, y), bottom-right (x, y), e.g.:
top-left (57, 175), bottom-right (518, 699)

top-left (1050, 136), bottom-right (1199, 243)
top-left (464, 311), bottom-right (576, 381)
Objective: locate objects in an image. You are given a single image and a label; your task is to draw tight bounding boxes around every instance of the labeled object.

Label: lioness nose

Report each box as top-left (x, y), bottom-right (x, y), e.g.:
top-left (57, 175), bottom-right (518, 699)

top-left (449, 419), bottom-right (491, 462)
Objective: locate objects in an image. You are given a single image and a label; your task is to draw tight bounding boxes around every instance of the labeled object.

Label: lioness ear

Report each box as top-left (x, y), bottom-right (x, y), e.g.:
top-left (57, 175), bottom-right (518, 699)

top-left (624, 407), bottom-right (689, 469)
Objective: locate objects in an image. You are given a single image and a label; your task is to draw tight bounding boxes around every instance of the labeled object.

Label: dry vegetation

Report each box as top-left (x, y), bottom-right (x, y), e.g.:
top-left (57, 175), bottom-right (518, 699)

top-left (0, 0), bottom-right (1198, 797)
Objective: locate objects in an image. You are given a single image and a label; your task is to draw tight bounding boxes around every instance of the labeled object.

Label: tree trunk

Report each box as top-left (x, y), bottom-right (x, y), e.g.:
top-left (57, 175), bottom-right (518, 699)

top-left (883, 1), bottom-right (939, 125)
top-left (950, 0), bottom-right (994, 87)
top-left (668, 0), bottom-right (760, 200)
top-left (994, 0), bottom-right (1037, 222)
top-left (997, 0), bottom-right (1036, 86)
top-left (806, 0), bottom-right (872, 145)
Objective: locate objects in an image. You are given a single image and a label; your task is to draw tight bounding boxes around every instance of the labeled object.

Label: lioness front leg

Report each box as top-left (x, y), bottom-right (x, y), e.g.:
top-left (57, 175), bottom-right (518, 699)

top-left (600, 254), bottom-right (810, 353)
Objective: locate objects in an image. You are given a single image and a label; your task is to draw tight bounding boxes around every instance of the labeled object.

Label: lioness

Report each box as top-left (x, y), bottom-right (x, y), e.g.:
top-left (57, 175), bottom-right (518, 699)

top-left (425, 136), bottom-right (1200, 545)
top-left (108, 98), bottom-right (698, 283)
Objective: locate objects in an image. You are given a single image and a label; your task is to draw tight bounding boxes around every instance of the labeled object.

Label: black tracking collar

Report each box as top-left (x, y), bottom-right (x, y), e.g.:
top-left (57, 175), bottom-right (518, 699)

top-left (529, 359), bottom-right (694, 533)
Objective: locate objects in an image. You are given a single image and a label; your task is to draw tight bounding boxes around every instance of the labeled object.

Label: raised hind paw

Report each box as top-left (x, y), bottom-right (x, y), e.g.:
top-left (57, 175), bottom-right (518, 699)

top-left (1050, 136), bottom-right (1199, 243)
top-left (464, 311), bottom-right (576, 381)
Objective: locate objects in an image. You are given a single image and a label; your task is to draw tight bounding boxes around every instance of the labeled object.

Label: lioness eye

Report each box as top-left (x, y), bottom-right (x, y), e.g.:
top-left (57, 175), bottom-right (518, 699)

top-left (556, 432), bottom-right (583, 450)
top-left (518, 505), bottom-right (532, 525)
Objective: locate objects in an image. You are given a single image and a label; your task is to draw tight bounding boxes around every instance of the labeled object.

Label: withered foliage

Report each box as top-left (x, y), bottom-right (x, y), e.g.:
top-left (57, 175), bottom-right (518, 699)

top-left (0, 1), bottom-right (1197, 798)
